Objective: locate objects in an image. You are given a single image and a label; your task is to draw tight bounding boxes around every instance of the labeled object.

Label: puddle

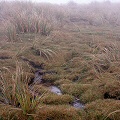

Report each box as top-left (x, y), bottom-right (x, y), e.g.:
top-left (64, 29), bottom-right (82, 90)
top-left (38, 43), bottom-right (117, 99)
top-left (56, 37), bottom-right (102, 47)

top-left (72, 99), bottom-right (85, 109)
top-left (50, 86), bottom-right (62, 95)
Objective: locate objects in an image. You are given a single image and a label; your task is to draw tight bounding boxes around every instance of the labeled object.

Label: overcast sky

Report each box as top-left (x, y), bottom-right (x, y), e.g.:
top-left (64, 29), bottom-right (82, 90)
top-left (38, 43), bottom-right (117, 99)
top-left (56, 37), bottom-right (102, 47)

top-left (31, 0), bottom-right (120, 4)
top-left (2, 0), bottom-right (120, 4)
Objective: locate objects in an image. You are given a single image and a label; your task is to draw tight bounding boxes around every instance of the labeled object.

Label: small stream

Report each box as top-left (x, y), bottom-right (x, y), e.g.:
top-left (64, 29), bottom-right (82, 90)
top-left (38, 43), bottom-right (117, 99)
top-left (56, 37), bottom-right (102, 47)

top-left (50, 86), bottom-right (62, 95)
top-left (72, 99), bottom-right (84, 109)
top-left (50, 86), bottom-right (85, 109)
top-left (31, 69), bottom-right (85, 109)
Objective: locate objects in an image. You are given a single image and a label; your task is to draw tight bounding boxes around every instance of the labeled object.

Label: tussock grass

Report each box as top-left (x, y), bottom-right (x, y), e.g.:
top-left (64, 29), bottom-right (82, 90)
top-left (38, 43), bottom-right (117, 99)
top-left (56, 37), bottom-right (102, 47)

top-left (79, 73), bottom-right (120, 103)
top-left (42, 74), bottom-right (60, 83)
top-left (30, 85), bottom-right (50, 96)
top-left (80, 88), bottom-right (103, 103)
top-left (6, 22), bottom-right (17, 42)
top-left (35, 105), bottom-right (81, 120)
top-left (54, 79), bottom-right (73, 85)
top-left (41, 93), bottom-right (74, 105)
top-left (0, 62), bottom-right (42, 119)
top-left (60, 83), bottom-right (91, 98)
top-left (84, 99), bottom-right (120, 120)
top-left (0, 104), bottom-right (32, 120)
top-left (0, 1), bottom-right (120, 120)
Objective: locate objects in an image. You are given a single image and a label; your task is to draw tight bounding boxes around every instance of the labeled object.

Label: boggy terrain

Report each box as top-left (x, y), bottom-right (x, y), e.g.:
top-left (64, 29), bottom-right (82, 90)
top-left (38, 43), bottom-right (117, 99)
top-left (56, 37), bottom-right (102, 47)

top-left (0, 1), bottom-right (120, 120)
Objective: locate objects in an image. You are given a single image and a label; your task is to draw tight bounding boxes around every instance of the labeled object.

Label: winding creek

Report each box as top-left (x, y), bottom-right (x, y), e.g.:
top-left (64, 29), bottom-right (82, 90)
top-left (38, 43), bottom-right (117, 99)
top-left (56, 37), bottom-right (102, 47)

top-left (30, 69), bottom-right (85, 109)
top-left (49, 86), bottom-right (85, 109)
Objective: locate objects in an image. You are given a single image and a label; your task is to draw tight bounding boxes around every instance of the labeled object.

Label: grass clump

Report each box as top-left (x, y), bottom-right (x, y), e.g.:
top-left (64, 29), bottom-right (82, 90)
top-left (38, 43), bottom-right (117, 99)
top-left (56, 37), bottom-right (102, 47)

top-left (30, 85), bottom-right (50, 96)
top-left (42, 74), bottom-right (60, 83)
top-left (60, 83), bottom-right (91, 97)
top-left (80, 74), bottom-right (120, 103)
top-left (0, 104), bottom-right (33, 120)
top-left (93, 74), bottom-right (120, 100)
top-left (35, 105), bottom-right (81, 120)
top-left (84, 99), bottom-right (120, 120)
top-left (41, 93), bottom-right (74, 105)
top-left (0, 62), bottom-right (42, 119)
top-left (80, 88), bottom-right (103, 103)
top-left (6, 23), bottom-right (17, 42)
top-left (54, 79), bottom-right (73, 85)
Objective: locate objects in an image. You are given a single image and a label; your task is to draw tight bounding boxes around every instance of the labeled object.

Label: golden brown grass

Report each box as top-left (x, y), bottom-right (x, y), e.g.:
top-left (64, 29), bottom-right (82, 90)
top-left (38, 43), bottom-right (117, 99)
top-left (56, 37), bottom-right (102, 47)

top-left (60, 83), bottom-right (91, 98)
top-left (84, 99), bottom-right (120, 120)
top-left (0, 1), bottom-right (120, 120)
top-left (41, 93), bottom-right (74, 105)
top-left (54, 79), bottom-right (73, 85)
top-left (35, 105), bottom-right (81, 120)
top-left (0, 62), bottom-right (42, 119)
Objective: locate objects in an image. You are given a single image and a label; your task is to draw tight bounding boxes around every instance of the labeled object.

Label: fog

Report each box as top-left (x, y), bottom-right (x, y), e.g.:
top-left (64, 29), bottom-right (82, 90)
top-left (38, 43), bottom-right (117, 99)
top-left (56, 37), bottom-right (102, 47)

top-left (2, 0), bottom-right (120, 4)
top-left (34, 0), bottom-right (120, 4)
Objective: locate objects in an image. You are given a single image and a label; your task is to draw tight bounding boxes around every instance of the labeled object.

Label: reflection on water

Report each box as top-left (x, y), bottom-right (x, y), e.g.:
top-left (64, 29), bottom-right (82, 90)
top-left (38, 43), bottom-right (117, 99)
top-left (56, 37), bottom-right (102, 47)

top-left (50, 86), bottom-right (62, 95)
top-left (72, 99), bottom-right (85, 109)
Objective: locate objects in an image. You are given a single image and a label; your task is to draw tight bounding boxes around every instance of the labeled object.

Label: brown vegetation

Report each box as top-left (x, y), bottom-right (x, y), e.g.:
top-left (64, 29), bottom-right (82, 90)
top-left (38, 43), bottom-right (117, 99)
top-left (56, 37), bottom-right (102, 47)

top-left (0, 0), bottom-right (120, 120)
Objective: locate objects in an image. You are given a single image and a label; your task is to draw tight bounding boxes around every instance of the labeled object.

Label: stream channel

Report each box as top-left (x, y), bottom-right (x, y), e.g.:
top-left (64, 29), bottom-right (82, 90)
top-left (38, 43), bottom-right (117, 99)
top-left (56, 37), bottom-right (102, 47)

top-left (31, 69), bottom-right (85, 109)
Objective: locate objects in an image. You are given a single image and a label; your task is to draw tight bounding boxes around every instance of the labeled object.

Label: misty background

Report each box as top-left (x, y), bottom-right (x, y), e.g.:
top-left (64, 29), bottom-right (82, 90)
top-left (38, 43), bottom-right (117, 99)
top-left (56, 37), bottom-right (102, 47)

top-left (2, 0), bottom-right (120, 4)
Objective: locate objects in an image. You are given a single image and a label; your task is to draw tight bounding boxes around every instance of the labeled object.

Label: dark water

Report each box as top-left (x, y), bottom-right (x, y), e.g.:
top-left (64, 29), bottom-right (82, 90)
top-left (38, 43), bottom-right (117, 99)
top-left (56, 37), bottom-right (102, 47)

top-left (33, 71), bottom-right (43, 83)
top-left (72, 98), bottom-right (85, 109)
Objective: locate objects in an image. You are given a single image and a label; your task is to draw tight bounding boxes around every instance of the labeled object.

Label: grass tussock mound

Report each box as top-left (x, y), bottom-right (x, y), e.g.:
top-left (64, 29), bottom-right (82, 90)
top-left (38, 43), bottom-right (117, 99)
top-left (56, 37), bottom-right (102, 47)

top-left (0, 104), bottom-right (28, 120)
top-left (41, 93), bottom-right (74, 105)
top-left (80, 73), bottom-right (120, 103)
top-left (35, 105), bottom-right (81, 120)
top-left (54, 79), bottom-right (73, 85)
top-left (60, 83), bottom-right (91, 98)
top-left (84, 99), bottom-right (120, 120)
